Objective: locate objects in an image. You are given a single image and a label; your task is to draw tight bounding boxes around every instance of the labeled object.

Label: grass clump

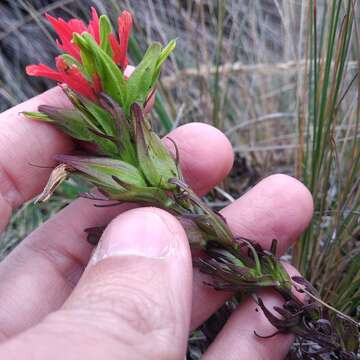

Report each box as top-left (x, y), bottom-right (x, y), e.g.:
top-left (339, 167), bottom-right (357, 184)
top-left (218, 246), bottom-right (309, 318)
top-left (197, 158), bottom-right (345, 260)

top-left (293, 0), bottom-right (360, 320)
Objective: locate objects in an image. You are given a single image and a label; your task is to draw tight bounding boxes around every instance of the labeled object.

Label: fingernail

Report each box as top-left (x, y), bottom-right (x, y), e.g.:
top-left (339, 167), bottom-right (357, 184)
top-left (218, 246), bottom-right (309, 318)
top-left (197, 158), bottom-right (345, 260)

top-left (91, 209), bottom-right (174, 263)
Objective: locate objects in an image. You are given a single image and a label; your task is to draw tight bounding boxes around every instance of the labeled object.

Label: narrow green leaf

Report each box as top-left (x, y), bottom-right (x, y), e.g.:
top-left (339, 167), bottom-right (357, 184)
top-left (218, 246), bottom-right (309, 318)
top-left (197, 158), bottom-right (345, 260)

top-left (126, 42), bottom-right (162, 111)
top-left (133, 104), bottom-right (178, 190)
top-left (72, 33), bottom-right (97, 79)
top-left (99, 94), bottom-right (138, 165)
top-left (128, 36), bottom-right (174, 132)
top-left (83, 100), bottom-right (115, 136)
top-left (56, 155), bottom-right (147, 191)
top-left (37, 106), bottom-right (92, 141)
top-left (107, 180), bottom-right (173, 207)
top-left (152, 39), bottom-right (176, 83)
top-left (99, 15), bottom-right (113, 57)
top-left (36, 104), bottom-right (117, 156)
top-left (89, 134), bottom-right (119, 157)
top-left (22, 111), bottom-right (52, 122)
top-left (74, 32), bottom-right (127, 106)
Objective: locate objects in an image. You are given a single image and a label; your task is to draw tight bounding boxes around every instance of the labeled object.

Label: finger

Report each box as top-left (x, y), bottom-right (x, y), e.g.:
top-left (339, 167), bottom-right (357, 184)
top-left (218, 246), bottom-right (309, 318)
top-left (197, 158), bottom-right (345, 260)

top-left (191, 174), bottom-right (313, 329)
top-left (0, 64), bottom-right (137, 226)
top-left (0, 208), bottom-right (192, 360)
top-left (164, 123), bottom-right (234, 195)
top-left (0, 123), bottom-right (233, 338)
top-left (0, 87), bottom-right (73, 231)
top-left (202, 264), bottom-right (304, 360)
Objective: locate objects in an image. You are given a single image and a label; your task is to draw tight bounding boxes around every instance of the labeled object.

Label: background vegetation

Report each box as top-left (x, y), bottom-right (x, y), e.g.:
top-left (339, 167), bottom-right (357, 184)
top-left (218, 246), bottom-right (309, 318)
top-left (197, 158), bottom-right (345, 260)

top-left (0, 0), bottom-right (359, 357)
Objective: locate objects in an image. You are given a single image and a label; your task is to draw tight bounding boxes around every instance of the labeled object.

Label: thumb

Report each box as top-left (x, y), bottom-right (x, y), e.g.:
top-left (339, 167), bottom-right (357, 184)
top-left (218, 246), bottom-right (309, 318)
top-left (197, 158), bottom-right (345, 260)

top-left (66, 207), bottom-right (193, 359)
top-left (3, 208), bottom-right (193, 360)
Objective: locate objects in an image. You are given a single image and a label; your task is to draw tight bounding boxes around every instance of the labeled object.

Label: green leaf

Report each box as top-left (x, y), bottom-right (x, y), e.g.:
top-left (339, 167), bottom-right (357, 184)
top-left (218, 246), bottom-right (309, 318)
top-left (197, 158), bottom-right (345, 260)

top-left (61, 89), bottom-right (114, 136)
top-left (37, 106), bottom-right (92, 141)
top-left (72, 33), bottom-right (97, 79)
top-left (128, 37), bottom-right (174, 132)
top-left (90, 134), bottom-right (119, 157)
top-left (35, 105), bottom-right (117, 157)
top-left (22, 111), bottom-right (52, 122)
top-left (56, 155), bottom-right (147, 191)
top-left (53, 89), bottom-right (122, 158)
top-left (125, 42), bottom-right (162, 111)
top-left (152, 39), bottom-right (176, 83)
top-left (74, 32), bottom-right (127, 106)
top-left (99, 15), bottom-right (113, 57)
top-left (99, 94), bottom-right (138, 165)
top-left (105, 180), bottom-right (173, 207)
top-left (83, 100), bottom-right (115, 136)
top-left (114, 113), bottom-right (137, 165)
top-left (133, 103), bottom-right (179, 190)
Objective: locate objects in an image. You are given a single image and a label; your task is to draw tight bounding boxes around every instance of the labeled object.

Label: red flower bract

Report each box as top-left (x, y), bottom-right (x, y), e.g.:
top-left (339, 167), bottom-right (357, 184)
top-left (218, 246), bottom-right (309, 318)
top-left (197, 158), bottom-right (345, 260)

top-left (87, 7), bottom-right (100, 44)
top-left (117, 11), bottom-right (133, 70)
top-left (26, 8), bottom-right (133, 101)
top-left (26, 57), bottom-right (97, 100)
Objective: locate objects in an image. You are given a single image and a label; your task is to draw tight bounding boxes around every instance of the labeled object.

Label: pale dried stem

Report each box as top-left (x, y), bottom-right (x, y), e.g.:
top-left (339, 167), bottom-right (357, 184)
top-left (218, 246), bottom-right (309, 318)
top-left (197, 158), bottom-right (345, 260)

top-left (161, 60), bottom-right (358, 89)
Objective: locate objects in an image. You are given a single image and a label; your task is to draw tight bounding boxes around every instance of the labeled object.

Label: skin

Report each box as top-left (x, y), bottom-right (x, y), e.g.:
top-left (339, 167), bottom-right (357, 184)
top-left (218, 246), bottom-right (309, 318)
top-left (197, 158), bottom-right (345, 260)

top-left (0, 86), bottom-right (313, 359)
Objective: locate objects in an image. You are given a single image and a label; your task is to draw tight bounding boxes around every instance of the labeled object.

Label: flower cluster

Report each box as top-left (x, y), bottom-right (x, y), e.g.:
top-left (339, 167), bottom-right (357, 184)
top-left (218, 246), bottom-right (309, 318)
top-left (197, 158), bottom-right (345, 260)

top-left (26, 8), bottom-right (175, 114)
top-left (24, 8), bottom-right (179, 208)
top-left (26, 8), bottom-right (131, 100)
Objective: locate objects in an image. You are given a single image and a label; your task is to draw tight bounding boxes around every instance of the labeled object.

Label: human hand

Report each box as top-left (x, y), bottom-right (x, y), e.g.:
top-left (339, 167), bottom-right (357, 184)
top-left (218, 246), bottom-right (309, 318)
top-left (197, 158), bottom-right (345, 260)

top-left (0, 88), bottom-right (313, 359)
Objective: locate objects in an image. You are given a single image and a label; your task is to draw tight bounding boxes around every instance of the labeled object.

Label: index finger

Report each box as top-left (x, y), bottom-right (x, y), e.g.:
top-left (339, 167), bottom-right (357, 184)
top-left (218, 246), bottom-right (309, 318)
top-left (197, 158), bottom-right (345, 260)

top-left (0, 87), bottom-right (74, 230)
